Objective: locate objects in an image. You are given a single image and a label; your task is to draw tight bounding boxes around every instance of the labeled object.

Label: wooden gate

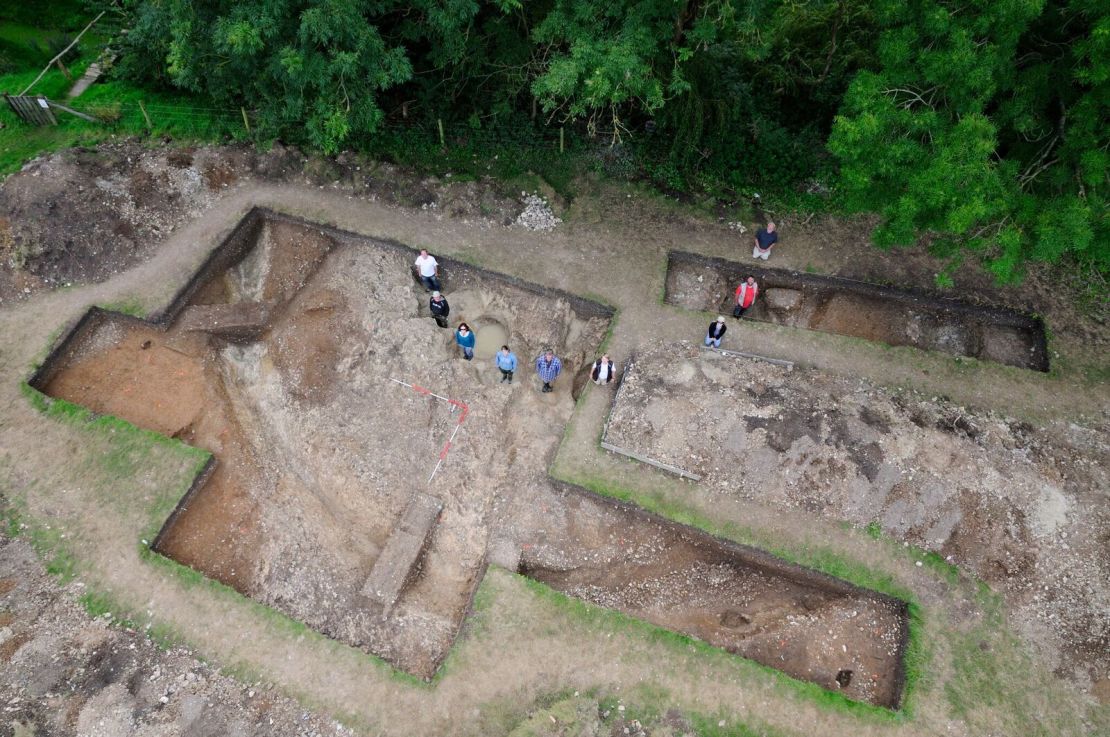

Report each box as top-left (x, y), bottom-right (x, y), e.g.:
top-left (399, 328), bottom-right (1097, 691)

top-left (4, 94), bottom-right (58, 125)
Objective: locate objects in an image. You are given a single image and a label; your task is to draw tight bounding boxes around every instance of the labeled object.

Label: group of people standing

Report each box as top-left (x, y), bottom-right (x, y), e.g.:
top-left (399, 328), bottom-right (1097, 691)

top-left (416, 250), bottom-right (617, 393)
top-left (705, 221), bottom-right (775, 347)
top-left (705, 275), bottom-right (760, 348)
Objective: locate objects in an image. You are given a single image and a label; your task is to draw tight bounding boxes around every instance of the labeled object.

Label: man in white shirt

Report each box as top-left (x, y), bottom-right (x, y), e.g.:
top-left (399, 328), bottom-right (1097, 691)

top-left (414, 249), bottom-right (441, 291)
top-left (591, 354), bottom-right (616, 385)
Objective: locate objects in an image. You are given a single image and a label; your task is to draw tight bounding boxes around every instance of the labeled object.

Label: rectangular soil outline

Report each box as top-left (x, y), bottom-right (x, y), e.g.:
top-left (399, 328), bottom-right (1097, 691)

top-left (665, 249), bottom-right (1049, 371)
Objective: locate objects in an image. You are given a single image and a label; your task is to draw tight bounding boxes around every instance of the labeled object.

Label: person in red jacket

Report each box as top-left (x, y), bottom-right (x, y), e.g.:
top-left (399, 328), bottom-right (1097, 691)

top-left (733, 276), bottom-right (759, 319)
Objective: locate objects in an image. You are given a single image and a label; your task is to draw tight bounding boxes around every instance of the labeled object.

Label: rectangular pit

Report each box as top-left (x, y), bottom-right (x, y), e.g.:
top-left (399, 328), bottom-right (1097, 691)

top-left (518, 482), bottom-right (911, 709)
top-left (665, 250), bottom-right (1049, 371)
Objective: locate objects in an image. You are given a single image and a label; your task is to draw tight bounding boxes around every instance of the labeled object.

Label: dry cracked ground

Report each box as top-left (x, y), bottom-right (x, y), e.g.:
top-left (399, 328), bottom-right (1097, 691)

top-left (0, 139), bottom-right (1108, 737)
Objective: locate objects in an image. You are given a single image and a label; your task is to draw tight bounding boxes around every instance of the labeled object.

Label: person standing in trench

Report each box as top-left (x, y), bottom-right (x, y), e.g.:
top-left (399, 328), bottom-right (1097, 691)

top-left (496, 345), bottom-right (517, 383)
top-left (733, 276), bottom-right (759, 319)
top-left (429, 291), bottom-right (450, 328)
top-left (535, 348), bottom-right (562, 393)
top-left (414, 249), bottom-right (441, 291)
top-left (455, 322), bottom-right (475, 360)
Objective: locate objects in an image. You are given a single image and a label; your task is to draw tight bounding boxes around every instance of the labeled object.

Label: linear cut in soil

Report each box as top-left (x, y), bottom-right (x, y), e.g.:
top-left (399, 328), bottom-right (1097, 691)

top-left (28, 209), bottom-right (908, 707)
top-left (665, 250), bottom-right (1049, 371)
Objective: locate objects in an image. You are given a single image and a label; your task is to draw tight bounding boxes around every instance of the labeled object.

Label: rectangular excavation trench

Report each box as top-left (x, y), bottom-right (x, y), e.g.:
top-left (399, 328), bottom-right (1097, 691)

top-left (515, 482), bottom-right (910, 709)
top-left (665, 250), bottom-right (1049, 371)
top-left (27, 208), bottom-right (908, 707)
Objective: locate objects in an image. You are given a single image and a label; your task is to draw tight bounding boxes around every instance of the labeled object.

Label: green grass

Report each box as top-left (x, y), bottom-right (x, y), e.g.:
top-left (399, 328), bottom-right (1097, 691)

top-left (0, 29), bottom-right (247, 177)
top-left (1, 495), bottom-right (81, 583)
top-left (98, 297), bottom-right (148, 318)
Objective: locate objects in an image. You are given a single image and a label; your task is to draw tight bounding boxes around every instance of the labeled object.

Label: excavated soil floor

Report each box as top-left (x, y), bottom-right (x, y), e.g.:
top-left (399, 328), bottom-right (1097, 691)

top-left (32, 211), bottom-right (909, 706)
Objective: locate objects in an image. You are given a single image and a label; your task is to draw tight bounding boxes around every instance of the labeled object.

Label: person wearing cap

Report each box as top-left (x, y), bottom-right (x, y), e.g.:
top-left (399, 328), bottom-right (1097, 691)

top-left (705, 316), bottom-right (727, 348)
top-left (495, 345), bottom-right (518, 383)
top-left (535, 348), bottom-right (562, 393)
top-left (590, 354), bottom-right (616, 385)
top-left (429, 291), bottom-right (450, 328)
top-left (414, 249), bottom-right (441, 291)
top-left (455, 322), bottom-right (476, 360)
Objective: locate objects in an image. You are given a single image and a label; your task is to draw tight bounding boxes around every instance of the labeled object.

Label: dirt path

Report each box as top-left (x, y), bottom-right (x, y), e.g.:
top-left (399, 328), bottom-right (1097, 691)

top-left (2, 177), bottom-right (1107, 736)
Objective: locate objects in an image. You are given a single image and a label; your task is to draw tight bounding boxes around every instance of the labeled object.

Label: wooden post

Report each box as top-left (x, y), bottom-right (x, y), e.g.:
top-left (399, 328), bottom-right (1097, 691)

top-left (240, 106), bottom-right (250, 135)
top-left (560, 126), bottom-right (565, 153)
top-left (437, 118), bottom-right (445, 148)
top-left (19, 11), bottom-right (105, 96)
top-left (54, 58), bottom-right (72, 80)
top-left (138, 99), bottom-right (152, 130)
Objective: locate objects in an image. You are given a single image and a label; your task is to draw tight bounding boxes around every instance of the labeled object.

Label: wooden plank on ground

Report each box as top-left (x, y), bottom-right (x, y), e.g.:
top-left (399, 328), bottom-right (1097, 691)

top-left (600, 441), bottom-right (702, 482)
top-left (361, 494), bottom-right (443, 614)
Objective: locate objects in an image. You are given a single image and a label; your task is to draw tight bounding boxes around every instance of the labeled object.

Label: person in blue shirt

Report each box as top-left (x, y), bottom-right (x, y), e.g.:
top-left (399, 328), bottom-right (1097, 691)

top-left (752, 221), bottom-right (778, 260)
top-left (495, 345), bottom-right (518, 383)
top-left (535, 348), bottom-right (562, 393)
top-left (455, 322), bottom-right (476, 360)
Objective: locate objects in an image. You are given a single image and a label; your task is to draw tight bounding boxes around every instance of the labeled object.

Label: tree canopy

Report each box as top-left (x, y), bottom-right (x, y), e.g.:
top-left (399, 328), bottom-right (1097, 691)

top-left (115, 0), bottom-right (1108, 282)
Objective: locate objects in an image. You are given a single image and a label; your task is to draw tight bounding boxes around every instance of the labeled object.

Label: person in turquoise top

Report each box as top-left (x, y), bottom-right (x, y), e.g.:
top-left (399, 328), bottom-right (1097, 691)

top-left (495, 345), bottom-right (517, 383)
top-left (455, 322), bottom-right (476, 360)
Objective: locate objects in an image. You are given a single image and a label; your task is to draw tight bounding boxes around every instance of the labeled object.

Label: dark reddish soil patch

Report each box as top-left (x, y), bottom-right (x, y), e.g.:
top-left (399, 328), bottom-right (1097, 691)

top-left (666, 250), bottom-right (1048, 371)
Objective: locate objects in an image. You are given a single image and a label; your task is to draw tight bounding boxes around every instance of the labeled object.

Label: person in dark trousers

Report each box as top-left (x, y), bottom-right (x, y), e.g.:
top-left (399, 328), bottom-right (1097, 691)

top-left (733, 276), bottom-right (759, 318)
top-left (455, 322), bottom-right (475, 360)
top-left (495, 345), bottom-right (517, 383)
top-left (414, 249), bottom-right (441, 291)
top-left (705, 316), bottom-right (727, 348)
top-left (535, 348), bottom-right (562, 393)
top-left (591, 354), bottom-right (616, 385)
top-left (753, 221), bottom-right (778, 260)
top-left (429, 291), bottom-right (450, 328)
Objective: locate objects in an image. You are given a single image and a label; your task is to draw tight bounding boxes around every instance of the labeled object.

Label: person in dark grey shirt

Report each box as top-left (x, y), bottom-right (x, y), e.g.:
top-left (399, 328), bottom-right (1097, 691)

top-left (429, 291), bottom-right (450, 328)
top-left (753, 221), bottom-right (778, 260)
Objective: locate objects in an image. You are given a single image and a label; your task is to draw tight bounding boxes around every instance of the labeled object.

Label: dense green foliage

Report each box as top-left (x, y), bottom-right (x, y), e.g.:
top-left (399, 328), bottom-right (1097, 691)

top-left (828, 0), bottom-right (1108, 281)
top-left (6, 0), bottom-right (1108, 281)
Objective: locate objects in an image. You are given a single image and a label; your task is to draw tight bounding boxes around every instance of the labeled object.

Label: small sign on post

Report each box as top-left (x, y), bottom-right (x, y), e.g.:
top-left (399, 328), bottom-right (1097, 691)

top-left (4, 94), bottom-right (58, 125)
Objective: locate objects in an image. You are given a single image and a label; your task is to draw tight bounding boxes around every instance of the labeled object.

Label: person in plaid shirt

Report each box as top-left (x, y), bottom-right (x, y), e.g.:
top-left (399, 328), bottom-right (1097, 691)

top-left (535, 348), bottom-right (562, 393)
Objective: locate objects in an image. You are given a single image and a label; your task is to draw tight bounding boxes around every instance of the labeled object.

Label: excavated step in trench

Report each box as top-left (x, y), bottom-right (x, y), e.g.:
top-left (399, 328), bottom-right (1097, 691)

top-left (28, 208), bottom-right (910, 708)
top-left (665, 250), bottom-right (1049, 371)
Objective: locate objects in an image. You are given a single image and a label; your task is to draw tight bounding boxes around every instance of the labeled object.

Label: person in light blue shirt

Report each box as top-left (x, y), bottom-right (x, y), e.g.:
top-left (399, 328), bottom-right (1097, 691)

top-left (455, 322), bottom-right (476, 360)
top-left (495, 345), bottom-right (517, 383)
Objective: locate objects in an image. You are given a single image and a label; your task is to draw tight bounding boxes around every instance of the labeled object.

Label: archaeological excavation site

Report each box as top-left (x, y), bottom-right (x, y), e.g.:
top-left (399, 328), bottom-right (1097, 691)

top-left (23, 207), bottom-right (914, 708)
top-left (1, 145), bottom-right (1104, 737)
